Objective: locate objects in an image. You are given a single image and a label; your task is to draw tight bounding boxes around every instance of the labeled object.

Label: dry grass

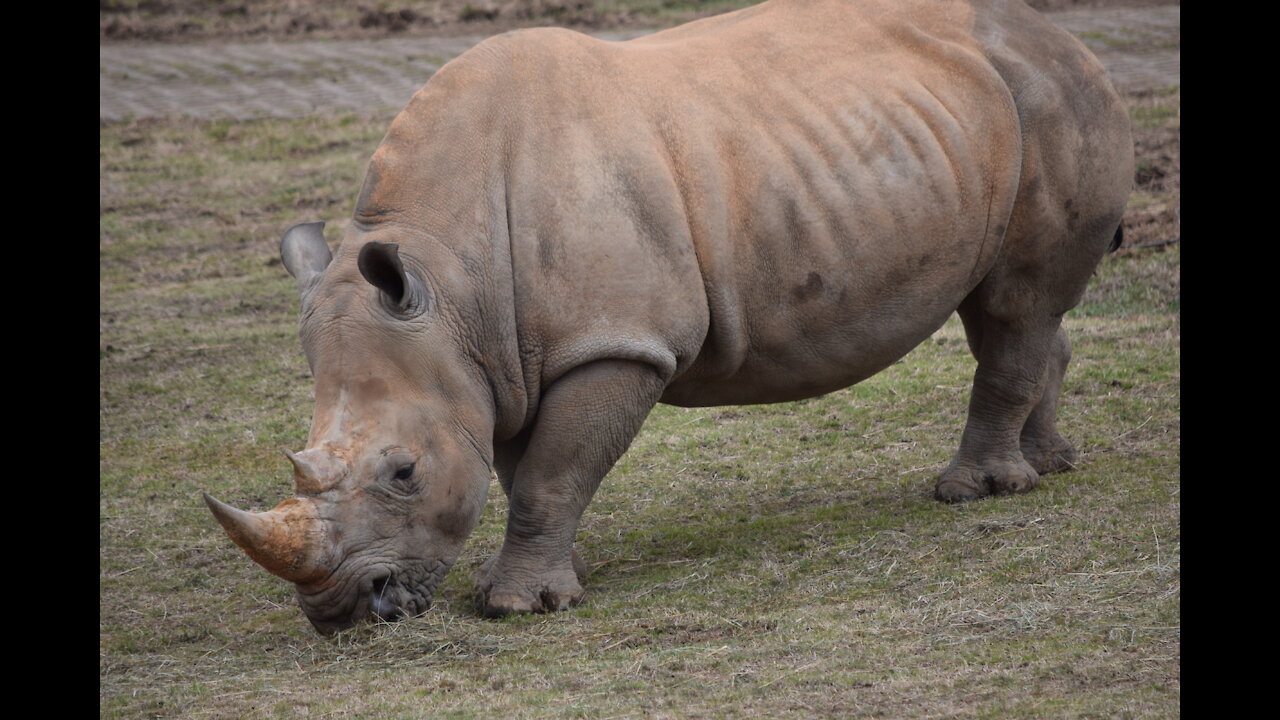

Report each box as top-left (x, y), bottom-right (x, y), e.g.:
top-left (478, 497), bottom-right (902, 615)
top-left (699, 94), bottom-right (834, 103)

top-left (99, 0), bottom-right (1177, 43)
top-left (99, 0), bottom-right (765, 42)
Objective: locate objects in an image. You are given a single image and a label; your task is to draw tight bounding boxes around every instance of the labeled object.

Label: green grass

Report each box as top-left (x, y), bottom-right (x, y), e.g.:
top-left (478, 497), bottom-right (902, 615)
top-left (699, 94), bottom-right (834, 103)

top-left (1129, 88), bottom-right (1181, 131)
top-left (101, 87), bottom-right (1179, 717)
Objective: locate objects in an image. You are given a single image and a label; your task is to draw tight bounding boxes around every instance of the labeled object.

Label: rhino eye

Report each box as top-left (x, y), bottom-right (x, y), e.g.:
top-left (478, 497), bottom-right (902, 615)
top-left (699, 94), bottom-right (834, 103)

top-left (376, 455), bottom-right (420, 496)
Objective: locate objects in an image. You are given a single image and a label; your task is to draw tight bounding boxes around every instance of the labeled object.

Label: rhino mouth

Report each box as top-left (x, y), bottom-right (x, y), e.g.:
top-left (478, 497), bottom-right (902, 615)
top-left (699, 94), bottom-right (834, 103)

top-left (368, 573), bottom-right (433, 622)
top-left (298, 559), bottom-right (450, 634)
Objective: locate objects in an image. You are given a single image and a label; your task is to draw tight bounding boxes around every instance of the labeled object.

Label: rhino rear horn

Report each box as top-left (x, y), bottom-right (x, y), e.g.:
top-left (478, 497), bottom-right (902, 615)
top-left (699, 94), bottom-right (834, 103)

top-left (280, 221), bottom-right (332, 287)
top-left (285, 449), bottom-right (345, 495)
top-left (202, 492), bottom-right (329, 584)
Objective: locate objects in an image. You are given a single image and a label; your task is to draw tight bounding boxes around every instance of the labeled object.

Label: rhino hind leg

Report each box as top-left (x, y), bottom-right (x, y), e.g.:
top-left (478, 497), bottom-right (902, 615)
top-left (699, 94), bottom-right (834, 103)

top-left (952, 304), bottom-right (1081, 478)
top-left (934, 60), bottom-right (1130, 503)
top-left (477, 359), bottom-right (667, 616)
top-left (1018, 326), bottom-right (1080, 475)
top-left (937, 199), bottom-right (1123, 503)
top-left (935, 299), bottom-right (1058, 503)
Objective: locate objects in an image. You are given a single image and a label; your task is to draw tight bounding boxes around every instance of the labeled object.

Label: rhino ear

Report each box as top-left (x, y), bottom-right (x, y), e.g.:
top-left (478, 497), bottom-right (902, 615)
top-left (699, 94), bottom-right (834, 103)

top-left (280, 222), bottom-right (332, 289)
top-left (358, 241), bottom-right (430, 315)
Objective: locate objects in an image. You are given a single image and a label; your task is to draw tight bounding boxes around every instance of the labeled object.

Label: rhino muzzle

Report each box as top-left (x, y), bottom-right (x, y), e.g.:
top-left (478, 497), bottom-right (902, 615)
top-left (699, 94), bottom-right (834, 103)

top-left (205, 448), bottom-right (459, 632)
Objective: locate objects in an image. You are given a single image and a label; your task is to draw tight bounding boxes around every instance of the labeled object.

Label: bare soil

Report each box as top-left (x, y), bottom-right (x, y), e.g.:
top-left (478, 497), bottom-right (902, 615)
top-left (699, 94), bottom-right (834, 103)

top-left (100, 0), bottom-right (1179, 44)
top-left (1109, 78), bottom-right (1179, 251)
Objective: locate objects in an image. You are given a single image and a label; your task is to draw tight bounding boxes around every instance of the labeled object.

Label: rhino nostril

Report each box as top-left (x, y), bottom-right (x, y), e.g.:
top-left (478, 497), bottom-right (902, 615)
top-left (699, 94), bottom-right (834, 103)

top-left (369, 575), bottom-right (402, 621)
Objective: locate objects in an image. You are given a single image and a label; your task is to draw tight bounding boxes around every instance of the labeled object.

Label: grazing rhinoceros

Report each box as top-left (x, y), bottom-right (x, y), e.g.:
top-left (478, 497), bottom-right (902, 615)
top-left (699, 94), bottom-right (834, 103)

top-left (204, 0), bottom-right (1132, 633)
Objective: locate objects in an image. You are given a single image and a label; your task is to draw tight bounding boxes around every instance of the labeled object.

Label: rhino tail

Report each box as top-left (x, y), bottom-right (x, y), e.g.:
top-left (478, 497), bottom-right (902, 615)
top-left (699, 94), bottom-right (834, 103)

top-left (1108, 221), bottom-right (1124, 253)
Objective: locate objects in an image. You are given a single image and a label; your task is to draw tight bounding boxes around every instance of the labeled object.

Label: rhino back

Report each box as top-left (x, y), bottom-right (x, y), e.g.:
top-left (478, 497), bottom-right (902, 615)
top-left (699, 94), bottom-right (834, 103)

top-left (489, 0), bottom-right (1026, 405)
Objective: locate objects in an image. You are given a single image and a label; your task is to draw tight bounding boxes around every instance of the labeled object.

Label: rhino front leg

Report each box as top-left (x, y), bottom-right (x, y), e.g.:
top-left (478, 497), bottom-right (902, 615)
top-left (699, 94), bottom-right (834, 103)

top-left (936, 300), bottom-right (1065, 503)
top-left (478, 359), bottom-right (667, 616)
top-left (481, 431), bottom-right (589, 595)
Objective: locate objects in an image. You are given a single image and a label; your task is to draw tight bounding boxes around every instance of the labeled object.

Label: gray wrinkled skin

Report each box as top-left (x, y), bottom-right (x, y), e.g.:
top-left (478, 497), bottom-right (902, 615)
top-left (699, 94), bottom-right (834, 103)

top-left (209, 0), bottom-right (1133, 632)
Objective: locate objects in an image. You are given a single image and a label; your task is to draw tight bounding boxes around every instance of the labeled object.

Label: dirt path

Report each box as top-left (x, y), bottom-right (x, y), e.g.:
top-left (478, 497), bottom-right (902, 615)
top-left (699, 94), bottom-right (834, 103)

top-left (99, 5), bottom-right (1178, 122)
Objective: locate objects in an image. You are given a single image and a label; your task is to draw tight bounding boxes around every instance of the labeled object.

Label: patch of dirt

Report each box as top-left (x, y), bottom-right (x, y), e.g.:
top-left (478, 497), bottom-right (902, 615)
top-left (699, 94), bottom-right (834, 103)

top-left (100, 0), bottom-right (1179, 44)
top-left (1119, 88), bottom-right (1181, 250)
top-left (1122, 151), bottom-right (1179, 249)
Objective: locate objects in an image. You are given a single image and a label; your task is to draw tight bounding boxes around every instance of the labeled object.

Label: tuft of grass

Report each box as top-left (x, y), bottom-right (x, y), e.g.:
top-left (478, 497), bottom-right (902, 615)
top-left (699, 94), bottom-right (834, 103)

top-left (101, 82), bottom-right (1178, 719)
top-left (1129, 87), bottom-right (1182, 130)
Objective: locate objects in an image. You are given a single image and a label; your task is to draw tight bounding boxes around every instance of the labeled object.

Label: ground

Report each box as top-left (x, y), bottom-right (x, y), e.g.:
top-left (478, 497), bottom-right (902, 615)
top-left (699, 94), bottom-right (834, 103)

top-left (100, 0), bottom-right (1177, 43)
top-left (100, 2), bottom-right (1179, 717)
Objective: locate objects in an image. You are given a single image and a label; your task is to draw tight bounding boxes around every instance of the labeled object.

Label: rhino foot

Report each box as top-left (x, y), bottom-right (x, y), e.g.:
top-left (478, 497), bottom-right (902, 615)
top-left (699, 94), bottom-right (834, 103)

top-left (1021, 435), bottom-right (1079, 476)
top-left (474, 547), bottom-right (590, 617)
top-left (935, 458), bottom-right (1040, 503)
top-left (476, 570), bottom-right (585, 617)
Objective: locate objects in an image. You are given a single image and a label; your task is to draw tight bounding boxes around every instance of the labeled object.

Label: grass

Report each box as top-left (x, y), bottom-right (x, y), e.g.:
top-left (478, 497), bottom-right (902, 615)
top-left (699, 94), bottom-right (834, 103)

top-left (1128, 86), bottom-right (1181, 131)
top-left (100, 0), bottom-right (770, 42)
top-left (101, 75), bottom-right (1178, 720)
top-left (101, 1), bottom-right (1145, 42)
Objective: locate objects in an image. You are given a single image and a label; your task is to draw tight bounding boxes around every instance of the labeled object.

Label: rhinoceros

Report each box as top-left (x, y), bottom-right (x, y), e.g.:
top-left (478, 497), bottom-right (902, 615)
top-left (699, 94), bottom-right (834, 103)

top-left (204, 0), bottom-right (1132, 633)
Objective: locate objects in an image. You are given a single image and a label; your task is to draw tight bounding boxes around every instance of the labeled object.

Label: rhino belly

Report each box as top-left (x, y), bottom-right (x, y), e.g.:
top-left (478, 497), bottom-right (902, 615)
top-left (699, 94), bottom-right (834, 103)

top-left (659, 251), bottom-right (975, 408)
top-left (655, 109), bottom-right (1014, 406)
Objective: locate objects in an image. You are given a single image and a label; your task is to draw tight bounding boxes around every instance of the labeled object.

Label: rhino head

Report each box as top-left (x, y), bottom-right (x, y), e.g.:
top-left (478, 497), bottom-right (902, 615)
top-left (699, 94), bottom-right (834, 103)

top-left (204, 221), bottom-right (499, 634)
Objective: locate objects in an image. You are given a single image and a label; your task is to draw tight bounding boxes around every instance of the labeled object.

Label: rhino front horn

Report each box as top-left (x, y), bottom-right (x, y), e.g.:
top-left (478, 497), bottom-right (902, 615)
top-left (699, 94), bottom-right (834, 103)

top-left (202, 492), bottom-right (329, 584)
